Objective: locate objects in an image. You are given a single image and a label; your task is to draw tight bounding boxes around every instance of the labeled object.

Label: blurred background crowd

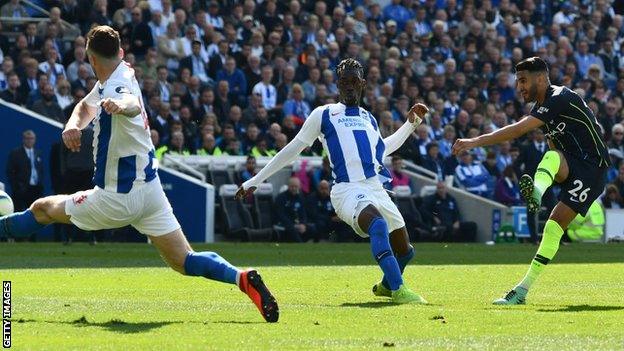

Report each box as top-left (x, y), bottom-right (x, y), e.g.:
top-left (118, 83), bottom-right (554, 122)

top-left (2, 0), bottom-right (624, 242)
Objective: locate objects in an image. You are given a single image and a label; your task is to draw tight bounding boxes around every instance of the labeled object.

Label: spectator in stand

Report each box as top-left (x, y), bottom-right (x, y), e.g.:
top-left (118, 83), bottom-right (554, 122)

top-left (252, 65), bottom-right (278, 110)
top-left (494, 166), bottom-right (522, 206)
top-left (422, 182), bottom-right (477, 242)
top-left (602, 184), bottom-right (624, 209)
top-left (53, 76), bottom-right (72, 106)
top-left (7, 130), bottom-right (43, 212)
top-left (387, 155), bottom-right (413, 191)
top-left (0, 72), bottom-right (27, 106)
top-left (455, 150), bottom-right (489, 197)
top-left (31, 83), bottom-right (64, 122)
top-left (612, 163), bottom-right (624, 199)
top-left (306, 180), bottom-right (352, 242)
top-left (250, 138), bottom-right (275, 158)
top-left (422, 142), bottom-right (444, 181)
top-left (196, 133), bottom-right (223, 156)
top-left (163, 131), bottom-right (190, 156)
top-left (216, 57), bottom-right (247, 101)
top-left (282, 83), bottom-right (310, 126)
top-left (239, 156), bottom-right (257, 184)
top-left (609, 124), bottom-right (624, 155)
top-left (274, 177), bottom-right (314, 242)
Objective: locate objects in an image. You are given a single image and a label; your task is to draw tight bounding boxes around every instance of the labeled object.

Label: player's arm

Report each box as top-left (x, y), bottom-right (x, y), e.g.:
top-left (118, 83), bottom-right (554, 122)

top-left (452, 116), bottom-right (544, 155)
top-left (235, 107), bottom-right (323, 199)
top-left (383, 103), bottom-right (428, 156)
top-left (63, 86), bottom-right (99, 152)
top-left (101, 91), bottom-right (141, 118)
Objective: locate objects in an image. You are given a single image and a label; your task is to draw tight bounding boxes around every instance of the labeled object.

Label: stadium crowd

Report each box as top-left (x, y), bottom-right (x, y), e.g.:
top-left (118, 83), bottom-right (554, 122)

top-left (2, 0), bottom-right (624, 241)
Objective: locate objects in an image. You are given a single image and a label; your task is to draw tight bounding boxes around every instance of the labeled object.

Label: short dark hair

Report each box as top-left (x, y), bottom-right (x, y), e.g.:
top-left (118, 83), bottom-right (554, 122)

top-left (515, 56), bottom-right (549, 74)
top-left (391, 155), bottom-right (402, 162)
top-left (86, 25), bottom-right (120, 59)
top-left (336, 58), bottom-right (363, 78)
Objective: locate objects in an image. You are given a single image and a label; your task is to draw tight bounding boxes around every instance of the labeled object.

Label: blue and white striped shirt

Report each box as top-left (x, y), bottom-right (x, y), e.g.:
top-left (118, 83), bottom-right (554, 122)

top-left (295, 103), bottom-right (391, 184)
top-left (84, 61), bottom-right (157, 194)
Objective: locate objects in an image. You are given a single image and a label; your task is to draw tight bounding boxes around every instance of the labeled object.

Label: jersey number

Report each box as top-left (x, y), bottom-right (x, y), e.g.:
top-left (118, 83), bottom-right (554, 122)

top-left (568, 180), bottom-right (590, 203)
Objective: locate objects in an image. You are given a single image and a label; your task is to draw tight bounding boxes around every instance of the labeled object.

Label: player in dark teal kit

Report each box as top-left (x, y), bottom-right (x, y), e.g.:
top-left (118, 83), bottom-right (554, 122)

top-left (453, 57), bottom-right (610, 305)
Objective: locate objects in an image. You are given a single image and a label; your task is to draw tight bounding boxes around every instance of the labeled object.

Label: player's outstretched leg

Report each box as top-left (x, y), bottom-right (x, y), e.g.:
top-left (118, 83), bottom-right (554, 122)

top-left (373, 228), bottom-right (414, 298)
top-left (150, 230), bottom-right (279, 322)
top-left (0, 195), bottom-right (71, 238)
top-left (520, 150), bottom-right (561, 213)
top-left (494, 203), bottom-right (575, 305)
top-left (358, 206), bottom-right (426, 304)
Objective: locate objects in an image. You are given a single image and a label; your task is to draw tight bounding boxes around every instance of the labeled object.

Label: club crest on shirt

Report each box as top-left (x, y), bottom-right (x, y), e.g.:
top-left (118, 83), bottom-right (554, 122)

top-left (115, 86), bottom-right (130, 94)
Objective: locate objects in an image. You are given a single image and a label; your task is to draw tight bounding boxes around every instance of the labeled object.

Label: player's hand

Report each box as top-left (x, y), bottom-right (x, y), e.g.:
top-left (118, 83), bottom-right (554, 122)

top-left (101, 98), bottom-right (125, 115)
top-left (62, 126), bottom-right (82, 152)
top-left (235, 185), bottom-right (256, 200)
top-left (451, 138), bottom-right (477, 156)
top-left (407, 103), bottom-right (428, 124)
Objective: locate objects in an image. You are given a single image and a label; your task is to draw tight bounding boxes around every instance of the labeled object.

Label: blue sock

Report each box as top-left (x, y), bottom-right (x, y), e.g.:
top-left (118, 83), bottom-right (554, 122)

top-left (368, 217), bottom-right (403, 291)
top-left (382, 246), bottom-right (415, 290)
top-left (183, 251), bottom-right (241, 285)
top-left (0, 210), bottom-right (46, 238)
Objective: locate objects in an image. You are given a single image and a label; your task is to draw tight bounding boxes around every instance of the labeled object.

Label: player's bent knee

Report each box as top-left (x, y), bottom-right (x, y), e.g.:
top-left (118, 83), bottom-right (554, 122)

top-left (368, 217), bottom-right (389, 238)
top-left (30, 198), bottom-right (53, 223)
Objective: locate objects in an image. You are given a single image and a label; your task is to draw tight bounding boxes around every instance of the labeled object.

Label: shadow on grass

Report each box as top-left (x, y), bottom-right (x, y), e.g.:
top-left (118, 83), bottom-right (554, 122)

top-left (16, 316), bottom-right (181, 334)
top-left (210, 320), bottom-right (266, 325)
top-left (340, 301), bottom-right (396, 308)
top-left (537, 305), bottom-right (624, 313)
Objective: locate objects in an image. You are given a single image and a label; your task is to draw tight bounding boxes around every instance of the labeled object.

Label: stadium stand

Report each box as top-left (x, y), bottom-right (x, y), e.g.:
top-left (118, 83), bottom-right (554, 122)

top-left (1, 0), bottom-right (624, 242)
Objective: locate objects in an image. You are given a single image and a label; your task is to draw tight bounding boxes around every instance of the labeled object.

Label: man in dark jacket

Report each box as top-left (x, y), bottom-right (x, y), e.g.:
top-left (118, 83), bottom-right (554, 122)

top-left (274, 177), bottom-right (314, 242)
top-left (7, 130), bottom-right (44, 212)
top-left (306, 180), bottom-right (352, 242)
top-left (422, 182), bottom-right (477, 242)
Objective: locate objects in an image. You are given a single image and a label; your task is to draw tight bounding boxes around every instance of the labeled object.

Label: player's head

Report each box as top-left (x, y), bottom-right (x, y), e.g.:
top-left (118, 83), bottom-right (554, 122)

top-left (85, 25), bottom-right (122, 74)
top-left (336, 58), bottom-right (366, 106)
top-left (514, 56), bottom-right (550, 102)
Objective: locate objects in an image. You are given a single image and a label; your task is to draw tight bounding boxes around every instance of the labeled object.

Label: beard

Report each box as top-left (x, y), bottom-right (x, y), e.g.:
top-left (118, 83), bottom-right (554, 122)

top-left (527, 84), bottom-right (538, 102)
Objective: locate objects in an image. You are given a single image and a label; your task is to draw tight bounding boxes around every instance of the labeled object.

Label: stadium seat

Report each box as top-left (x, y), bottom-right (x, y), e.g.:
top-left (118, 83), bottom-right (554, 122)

top-left (208, 160), bottom-right (233, 191)
top-left (252, 183), bottom-right (281, 241)
top-left (219, 185), bottom-right (272, 241)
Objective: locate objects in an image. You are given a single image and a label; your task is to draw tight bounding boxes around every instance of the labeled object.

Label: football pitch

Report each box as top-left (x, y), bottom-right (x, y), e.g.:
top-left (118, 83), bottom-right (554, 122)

top-left (1, 242), bottom-right (623, 350)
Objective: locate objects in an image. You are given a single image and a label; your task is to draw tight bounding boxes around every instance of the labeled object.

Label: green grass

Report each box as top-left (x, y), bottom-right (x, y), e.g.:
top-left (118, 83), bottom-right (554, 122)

top-left (1, 242), bottom-right (623, 350)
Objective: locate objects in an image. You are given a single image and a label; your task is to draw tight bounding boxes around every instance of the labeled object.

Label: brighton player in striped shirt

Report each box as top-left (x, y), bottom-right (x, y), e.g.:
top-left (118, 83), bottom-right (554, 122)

top-left (237, 58), bottom-right (429, 304)
top-left (0, 26), bottom-right (279, 322)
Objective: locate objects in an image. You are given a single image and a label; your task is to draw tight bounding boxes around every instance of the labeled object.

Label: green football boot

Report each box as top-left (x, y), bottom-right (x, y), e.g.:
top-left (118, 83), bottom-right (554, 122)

top-left (391, 285), bottom-right (428, 304)
top-left (372, 281), bottom-right (392, 298)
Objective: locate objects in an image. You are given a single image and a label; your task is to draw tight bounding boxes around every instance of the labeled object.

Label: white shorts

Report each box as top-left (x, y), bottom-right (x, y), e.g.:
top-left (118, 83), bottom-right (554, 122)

top-left (65, 178), bottom-right (180, 236)
top-left (330, 177), bottom-right (405, 238)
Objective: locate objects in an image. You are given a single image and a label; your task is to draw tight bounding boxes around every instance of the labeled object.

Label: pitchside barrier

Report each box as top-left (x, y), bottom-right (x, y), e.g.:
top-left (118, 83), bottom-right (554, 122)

top-left (0, 99), bottom-right (214, 242)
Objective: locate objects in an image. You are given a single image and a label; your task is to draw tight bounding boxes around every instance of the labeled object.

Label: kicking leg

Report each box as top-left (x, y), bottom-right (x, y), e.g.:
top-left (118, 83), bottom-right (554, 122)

top-left (0, 195), bottom-right (72, 238)
top-left (494, 202), bottom-right (577, 305)
top-left (357, 206), bottom-right (425, 304)
top-left (149, 229), bottom-right (279, 322)
top-left (520, 150), bottom-right (569, 212)
top-left (373, 227), bottom-right (415, 297)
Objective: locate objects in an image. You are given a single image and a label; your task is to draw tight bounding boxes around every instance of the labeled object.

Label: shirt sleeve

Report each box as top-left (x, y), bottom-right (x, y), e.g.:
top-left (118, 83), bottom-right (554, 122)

top-left (83, 84), bottom-right (100, 107)
top-left (294, 106), bottom-right (322, 146)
